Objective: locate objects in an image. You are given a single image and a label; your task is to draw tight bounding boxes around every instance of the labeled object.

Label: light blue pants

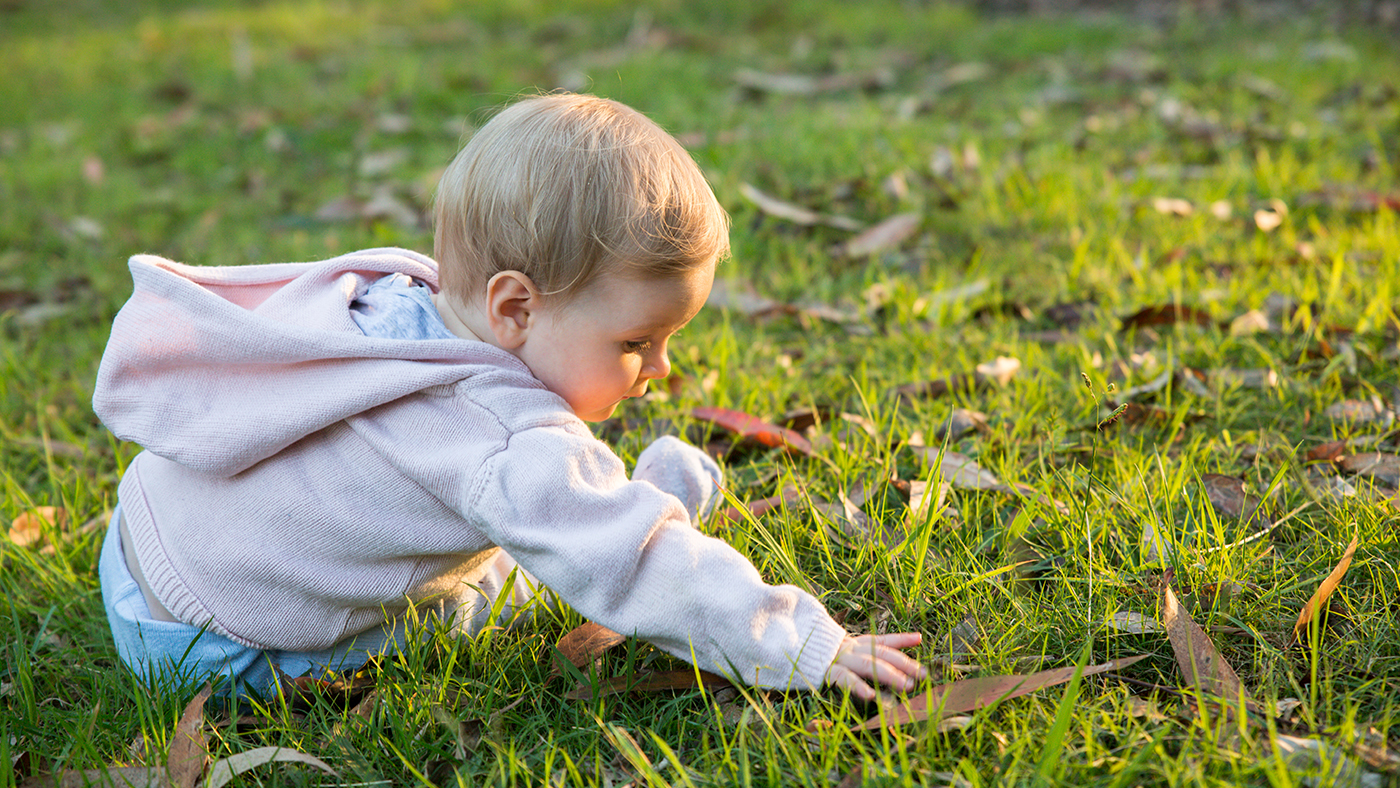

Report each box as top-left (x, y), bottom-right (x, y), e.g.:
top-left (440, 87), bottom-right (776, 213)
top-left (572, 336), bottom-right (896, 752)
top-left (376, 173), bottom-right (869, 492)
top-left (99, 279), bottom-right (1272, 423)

top-left (99, 507), bottom-right (545, 698)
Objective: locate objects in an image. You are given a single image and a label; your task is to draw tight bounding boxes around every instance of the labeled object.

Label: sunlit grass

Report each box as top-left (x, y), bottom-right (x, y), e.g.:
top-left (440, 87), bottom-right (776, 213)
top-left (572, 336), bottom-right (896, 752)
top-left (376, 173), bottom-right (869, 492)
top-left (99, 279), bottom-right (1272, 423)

top-left (3, 0), bottom-right (1399, 785)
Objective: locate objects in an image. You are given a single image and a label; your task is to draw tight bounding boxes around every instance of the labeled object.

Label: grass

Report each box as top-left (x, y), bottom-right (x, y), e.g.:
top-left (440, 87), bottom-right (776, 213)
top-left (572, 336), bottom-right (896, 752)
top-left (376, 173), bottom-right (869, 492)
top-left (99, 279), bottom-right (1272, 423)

top-left (3, 0), bottom-right (1399, 785)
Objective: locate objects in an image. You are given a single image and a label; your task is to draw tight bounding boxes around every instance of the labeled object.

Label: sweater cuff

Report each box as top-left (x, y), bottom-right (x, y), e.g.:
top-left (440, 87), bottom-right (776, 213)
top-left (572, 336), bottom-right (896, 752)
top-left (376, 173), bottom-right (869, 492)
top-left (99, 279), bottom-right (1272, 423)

top-left (791, 612), bottom-right (848, 690)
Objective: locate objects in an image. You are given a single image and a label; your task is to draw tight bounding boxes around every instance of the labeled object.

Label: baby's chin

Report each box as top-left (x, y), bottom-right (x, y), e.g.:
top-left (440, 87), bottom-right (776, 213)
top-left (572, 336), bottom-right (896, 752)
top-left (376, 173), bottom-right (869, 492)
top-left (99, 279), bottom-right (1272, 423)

top-left (575, 402), bottom-right (620, 423)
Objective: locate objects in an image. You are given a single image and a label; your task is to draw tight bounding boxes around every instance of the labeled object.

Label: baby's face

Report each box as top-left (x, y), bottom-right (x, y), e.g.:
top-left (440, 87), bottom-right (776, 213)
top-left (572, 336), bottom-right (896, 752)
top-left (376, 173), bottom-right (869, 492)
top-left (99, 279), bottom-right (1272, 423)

top-left (517, 261), bottom-right (715, 422)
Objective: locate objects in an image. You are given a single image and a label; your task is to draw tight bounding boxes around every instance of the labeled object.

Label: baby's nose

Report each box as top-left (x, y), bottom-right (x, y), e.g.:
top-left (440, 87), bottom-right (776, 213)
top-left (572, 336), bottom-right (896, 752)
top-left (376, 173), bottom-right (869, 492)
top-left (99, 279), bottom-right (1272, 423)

top-left (646, 349), bottom-right (671, 380)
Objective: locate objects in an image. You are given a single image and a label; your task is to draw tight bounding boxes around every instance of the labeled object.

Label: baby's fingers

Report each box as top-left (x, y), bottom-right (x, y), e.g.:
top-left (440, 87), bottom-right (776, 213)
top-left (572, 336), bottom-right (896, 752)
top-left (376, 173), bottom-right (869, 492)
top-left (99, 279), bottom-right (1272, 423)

top-left (825, 663), bottom-right (877, 701)
top-left (835, 649), bottom-right (920, 692)
top-left (849, 633), bottom-right (928, 681)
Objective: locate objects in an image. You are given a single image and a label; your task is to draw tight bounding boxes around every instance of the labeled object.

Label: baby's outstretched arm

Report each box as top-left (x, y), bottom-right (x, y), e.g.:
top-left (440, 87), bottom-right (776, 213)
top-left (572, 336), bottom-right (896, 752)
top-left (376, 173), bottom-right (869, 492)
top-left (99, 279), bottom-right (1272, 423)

top-left (825, 633), bottom-right (927, 701)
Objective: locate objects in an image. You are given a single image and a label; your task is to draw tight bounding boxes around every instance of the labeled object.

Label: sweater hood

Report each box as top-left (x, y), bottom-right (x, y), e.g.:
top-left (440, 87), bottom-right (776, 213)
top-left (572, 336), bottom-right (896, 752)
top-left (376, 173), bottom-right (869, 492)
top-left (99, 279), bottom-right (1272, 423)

top-left (94, 248), bottom-right (543, 476)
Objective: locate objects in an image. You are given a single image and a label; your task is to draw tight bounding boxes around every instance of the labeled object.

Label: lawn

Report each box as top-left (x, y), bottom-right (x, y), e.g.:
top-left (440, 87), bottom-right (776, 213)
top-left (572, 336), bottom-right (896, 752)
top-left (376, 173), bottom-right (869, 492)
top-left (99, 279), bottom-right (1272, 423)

top-left (2, 0), bottom-right (1399, 785)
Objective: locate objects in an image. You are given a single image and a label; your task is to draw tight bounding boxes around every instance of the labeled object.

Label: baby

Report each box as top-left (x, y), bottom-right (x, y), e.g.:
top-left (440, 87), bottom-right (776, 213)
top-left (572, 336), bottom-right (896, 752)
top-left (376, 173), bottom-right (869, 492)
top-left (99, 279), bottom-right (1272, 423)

top-left (94, 92), bottom-right (923, 699)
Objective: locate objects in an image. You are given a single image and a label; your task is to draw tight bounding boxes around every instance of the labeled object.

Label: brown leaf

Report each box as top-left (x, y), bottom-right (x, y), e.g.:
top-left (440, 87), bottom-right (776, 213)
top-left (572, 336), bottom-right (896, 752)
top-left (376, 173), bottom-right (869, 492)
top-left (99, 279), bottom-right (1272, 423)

top-left (167, 684), bottom-right (212, 788)
top-left (1152, 197), bottom-right (1194, 216)
top-left (691, 407), bottom-right (815, 457)
top-left (8, 507), bottom-right (67, 548)
top-left (856, 655), bottom-right (1147, 730)
top-left (705, 279), bottom-right (789, 318)
top-left (737, 182), bottom-right (864, 232)
top-left (834, 213), bottom-right (920, 258)
top-left (734, 68), bottom-right (893, 96)
top-left (1338, 453), bottom-right (1400, 488)
top-left (1293, 536), bottom-right (1360, 645)
top-left (974, 356), bottom-right (1021, 386)
top-left (893, 357), bottom-right (1020, 403)
top-left (1307, 440), bottom-right (1348, 464)
top-left (915, 450), bottom-right (1002, 491)
top-left (814, 492), bottom-right (871, 540)
top-left (1200, 474), bottom-right (1271, 527)
top-left (1120, 304), bottom-right (1216, 331)
top-left (1162, 585), bottom-right (1253, 706)
top-left (1209, 368), bottom-right (1278, 390)
top-left (942, 408), bottom-right (989, 440)
top-left (566, 668), bottom-right (731, 701)
top-left (554, 622), bottom-right (626, 672)
top-left (1044, 301), bottom-right (1097, 329)
top-left (720, 486), bottom-right (801, 525)
top-left (1325, 398), bottom-right (1394, 425)
top-left (907, 449), bottom-right (1067, 515)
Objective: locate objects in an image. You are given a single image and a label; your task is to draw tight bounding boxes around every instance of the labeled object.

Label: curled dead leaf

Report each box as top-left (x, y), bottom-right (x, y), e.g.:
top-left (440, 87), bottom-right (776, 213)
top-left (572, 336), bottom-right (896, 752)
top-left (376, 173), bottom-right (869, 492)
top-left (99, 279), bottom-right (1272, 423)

top-left (1200, 473), bottom-right (1272, 528)
top-left (857, 655), bottom-right (1147, 730)
top-left (834, 213), bottom-right (920, 258)
top-left (738, 182), bottom-right (863, 232)
top-left (1162, 585), bottom-right (1253, 708)
top-left (567, 668), bottom-right (731, 701)
top-left (167, 684), bottom-right (212, 788)
top-left (1293, 536), bottom-right (1359, 645)
top-left (1120, 305), bottom-right (1216, 331)
top-left (554, 622), bottom-right (626, 674)
top-left (8, 507), bottom-right (67, 548)
top-left (1338, 453), bottom-right (1400, 488)
top-left (205, 747), bottom-right (338, 788)
top-left (691, 407), bottom-right (814, 457)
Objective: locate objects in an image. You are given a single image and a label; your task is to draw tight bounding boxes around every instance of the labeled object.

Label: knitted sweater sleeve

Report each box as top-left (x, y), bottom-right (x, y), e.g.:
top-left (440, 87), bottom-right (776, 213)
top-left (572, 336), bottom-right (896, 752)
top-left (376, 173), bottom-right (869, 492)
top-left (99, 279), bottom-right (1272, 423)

top-left (468, 423), bottom-right (846, 690)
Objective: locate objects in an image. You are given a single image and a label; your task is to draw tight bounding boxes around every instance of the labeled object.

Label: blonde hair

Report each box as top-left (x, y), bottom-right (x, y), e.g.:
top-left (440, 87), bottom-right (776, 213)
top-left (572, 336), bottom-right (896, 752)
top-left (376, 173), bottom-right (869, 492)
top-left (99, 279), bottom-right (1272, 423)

top-left (433, 93), bottom-right (730, 302)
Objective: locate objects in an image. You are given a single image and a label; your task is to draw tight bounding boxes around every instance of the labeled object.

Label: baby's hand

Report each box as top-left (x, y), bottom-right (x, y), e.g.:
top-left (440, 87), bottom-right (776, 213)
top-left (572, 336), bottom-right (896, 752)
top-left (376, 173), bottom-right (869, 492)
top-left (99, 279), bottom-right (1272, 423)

top-left (824, 633), bottom-right (927, 701)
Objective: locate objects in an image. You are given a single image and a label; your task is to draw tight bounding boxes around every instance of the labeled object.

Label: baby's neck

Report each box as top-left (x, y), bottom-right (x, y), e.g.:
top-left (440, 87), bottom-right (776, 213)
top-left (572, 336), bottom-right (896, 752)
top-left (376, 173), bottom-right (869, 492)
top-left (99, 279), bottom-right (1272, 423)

top-left (431, 292), bottom-right (486, 342)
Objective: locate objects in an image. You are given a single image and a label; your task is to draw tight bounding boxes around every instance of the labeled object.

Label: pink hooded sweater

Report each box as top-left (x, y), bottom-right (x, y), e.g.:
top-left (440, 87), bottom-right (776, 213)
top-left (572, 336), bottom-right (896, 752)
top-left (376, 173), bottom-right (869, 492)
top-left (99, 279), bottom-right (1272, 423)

top-left (92, 248), bottom-right (845, 689)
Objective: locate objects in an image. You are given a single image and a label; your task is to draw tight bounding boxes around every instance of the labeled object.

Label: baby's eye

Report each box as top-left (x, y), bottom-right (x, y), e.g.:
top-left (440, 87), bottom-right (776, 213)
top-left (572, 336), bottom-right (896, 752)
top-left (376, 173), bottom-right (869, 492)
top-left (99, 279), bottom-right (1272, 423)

top-left (623, 340), bottom-right (653, 354)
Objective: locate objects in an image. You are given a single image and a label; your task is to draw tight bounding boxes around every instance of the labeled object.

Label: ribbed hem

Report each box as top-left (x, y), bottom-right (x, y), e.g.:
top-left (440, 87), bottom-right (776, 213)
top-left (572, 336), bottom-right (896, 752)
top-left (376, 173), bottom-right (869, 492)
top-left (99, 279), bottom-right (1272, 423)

top-left (117, 460), bottom-right (259, 648)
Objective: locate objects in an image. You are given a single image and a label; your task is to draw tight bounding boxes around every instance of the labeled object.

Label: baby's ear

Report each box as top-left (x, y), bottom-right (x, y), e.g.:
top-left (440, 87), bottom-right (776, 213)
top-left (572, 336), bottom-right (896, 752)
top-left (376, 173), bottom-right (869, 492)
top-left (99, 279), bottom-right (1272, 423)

top-left (484, 270), bottom-right (540, 349)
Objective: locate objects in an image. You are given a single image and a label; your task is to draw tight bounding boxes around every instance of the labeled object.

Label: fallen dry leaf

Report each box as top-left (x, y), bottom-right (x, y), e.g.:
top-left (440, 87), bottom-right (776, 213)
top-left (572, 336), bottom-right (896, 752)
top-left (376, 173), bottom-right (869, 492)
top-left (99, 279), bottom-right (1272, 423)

top-left (1107, 611), bottom-right (1163, 634)
top-left (856, 655), bottom-right (1147, 730)
top-left (1325, 398), bottom-right (1394, 425)
top-left (1114, 369), bottom-right (1174, 402)
top-left (737, 182), bottom-right (863, 232)
top-left (1307, 441), bottom-right (1348, 464)
top-left (1254, 208), bottom-right (1284, 231)
top-left (1293, 536), bottom-right (1360, 645)
top-left (554, 622), bottom-right (626, 673)
top-left (8, 507), bottom-right (67, 548)
top-left (834, 212), bottom-right (920, 258)
top-left (167, 685), bottom-right (212, 788)
top-left (1338, 453), bottom-right (1400, 488)
top-left (1120, 304), bottom-right (1215, 331)
top-left (975, 356), bottom-right (1021, 386)
top-left (734, 68), bottom-right (893, 96)
top-left (1200, 473), bottom-right (1271, 528)
top-left (814, 491), bottom-right (874, 541)
top-left (1210, 368), bottom-right (1278, 390)
top-left (1162, 585), bottom-right (1253, 707)
top-left (205, 747), bottom-right (338, 788)
top-left (692, 407), bottom-right (815, 457)
top-left (566, 668), bottom-right (731, 701)
top-left (1274, 734), bottom-right (1382, 788)
top-left (1152, 197), bottom-right (1194, 216)
top-left (893, 357), bottom-right (1020, 402)
top-left (906, 479), bottom-right (952, 526)
top-left (705, 279), bottom-right (786, 318)
top-left (721, 486), bottom-right (802, 525)
top-left (908, 449), bottom-right (1067, 515)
